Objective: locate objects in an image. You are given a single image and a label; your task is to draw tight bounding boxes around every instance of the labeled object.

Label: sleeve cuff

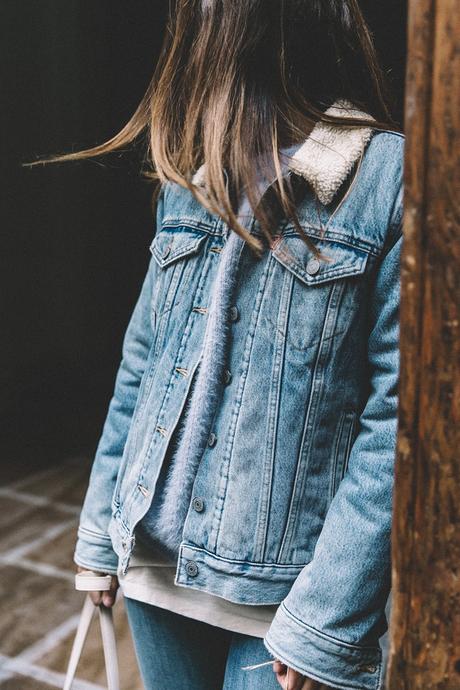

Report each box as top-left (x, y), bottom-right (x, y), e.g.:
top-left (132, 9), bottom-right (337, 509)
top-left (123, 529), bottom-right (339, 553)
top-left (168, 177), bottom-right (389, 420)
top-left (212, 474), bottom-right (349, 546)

top-left (263, 602), bottom-right (383, 690)
top-left (73, 525), bottom-right (119, 576)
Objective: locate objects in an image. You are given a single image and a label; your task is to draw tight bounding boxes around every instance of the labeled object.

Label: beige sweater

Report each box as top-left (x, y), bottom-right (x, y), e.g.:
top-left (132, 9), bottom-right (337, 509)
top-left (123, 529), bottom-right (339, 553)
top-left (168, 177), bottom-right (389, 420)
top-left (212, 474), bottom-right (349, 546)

top-left (118, 536), bottom-right (279, 638)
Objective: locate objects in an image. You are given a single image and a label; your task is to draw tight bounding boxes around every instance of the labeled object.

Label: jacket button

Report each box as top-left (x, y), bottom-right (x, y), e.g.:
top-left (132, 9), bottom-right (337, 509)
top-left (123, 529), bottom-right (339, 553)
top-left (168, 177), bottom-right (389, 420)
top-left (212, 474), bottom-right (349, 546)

top-left (229, 306), bottom-right (239, 322)
top-left (163, 244), bottom-right (172, 259)
top-left (192, 496), bottom-right (205, 512)
top-left (306, 258), bottom-right (320, 275)
top-left (223, 369), bottom-right (232, 385)
top-left (185, 560), bottom-right (199, 577)
top-left (207, 432), bottom-right (217, 447)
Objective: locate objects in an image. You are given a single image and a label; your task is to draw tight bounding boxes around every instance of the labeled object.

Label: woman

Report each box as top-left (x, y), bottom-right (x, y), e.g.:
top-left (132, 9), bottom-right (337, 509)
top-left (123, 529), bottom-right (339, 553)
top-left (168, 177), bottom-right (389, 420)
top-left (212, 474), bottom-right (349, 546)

top-left (41, 1), bottom-right (404, 688)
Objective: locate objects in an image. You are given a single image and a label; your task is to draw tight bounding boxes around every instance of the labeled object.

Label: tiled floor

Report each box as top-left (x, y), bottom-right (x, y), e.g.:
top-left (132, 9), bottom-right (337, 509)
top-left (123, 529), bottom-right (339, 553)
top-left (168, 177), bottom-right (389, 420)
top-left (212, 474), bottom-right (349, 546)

top-left (0, 458), bottom-right (143, 690)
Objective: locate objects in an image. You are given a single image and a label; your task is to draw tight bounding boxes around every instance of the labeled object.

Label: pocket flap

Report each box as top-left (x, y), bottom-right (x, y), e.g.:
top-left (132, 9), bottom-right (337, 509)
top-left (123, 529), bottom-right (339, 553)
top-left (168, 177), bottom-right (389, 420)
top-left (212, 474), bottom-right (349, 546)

top-left (150, 227), bottom-right (208, 268)
top-left (271, 233), bottom-right (370, 286)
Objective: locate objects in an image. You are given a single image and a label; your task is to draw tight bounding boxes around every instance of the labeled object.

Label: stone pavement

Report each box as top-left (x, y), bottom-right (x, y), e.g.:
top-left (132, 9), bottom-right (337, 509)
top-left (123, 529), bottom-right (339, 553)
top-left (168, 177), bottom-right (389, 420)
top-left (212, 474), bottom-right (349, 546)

top-left (0, 457), bottom-right (143, 690)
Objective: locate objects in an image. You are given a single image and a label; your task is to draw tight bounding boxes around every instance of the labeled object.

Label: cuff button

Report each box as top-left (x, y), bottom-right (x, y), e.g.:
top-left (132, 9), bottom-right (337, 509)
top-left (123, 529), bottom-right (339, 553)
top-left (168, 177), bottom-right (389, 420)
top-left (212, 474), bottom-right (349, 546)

top-left (185, 561), bottom-right (199, 577)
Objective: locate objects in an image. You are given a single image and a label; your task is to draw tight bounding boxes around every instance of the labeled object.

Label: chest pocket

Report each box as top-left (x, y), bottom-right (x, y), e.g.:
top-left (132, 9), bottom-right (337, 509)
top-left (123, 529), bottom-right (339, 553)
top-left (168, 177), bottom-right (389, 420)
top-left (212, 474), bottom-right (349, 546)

top-left (268, 232), bottom-right (372, 352)
top-left (149, 226), bottom-right (210, 316)
top-left (271, 232), bottom-right (370, 284)
top-left (150, 226), bottom-right (208, 267)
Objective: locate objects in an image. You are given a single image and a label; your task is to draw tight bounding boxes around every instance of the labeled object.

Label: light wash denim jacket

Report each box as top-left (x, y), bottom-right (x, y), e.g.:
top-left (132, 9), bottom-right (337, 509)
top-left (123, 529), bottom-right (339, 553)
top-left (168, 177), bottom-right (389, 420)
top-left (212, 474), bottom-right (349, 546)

top-left (74, 100), bottom-right (404, 690)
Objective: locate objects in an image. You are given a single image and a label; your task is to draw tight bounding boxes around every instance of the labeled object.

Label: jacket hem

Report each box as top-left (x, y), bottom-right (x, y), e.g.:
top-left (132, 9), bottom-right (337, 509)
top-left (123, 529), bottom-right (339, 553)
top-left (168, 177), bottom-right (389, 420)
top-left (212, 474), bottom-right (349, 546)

top-left (172, 543), bottom-right (311, 605)
top-left (263, 602), bottom-right (383, 690)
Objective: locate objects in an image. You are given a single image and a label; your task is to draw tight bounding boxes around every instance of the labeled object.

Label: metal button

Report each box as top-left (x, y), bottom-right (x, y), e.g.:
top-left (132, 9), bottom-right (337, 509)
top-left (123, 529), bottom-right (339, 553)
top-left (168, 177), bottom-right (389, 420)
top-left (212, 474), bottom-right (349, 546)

top-left (229, 305), bottom-right (239, 322)
top-left (207, 432), bottom-right (217, 447)
top-left (223, 369), bottom-right (232, 385)
top-left (306, 257), bottom-right (320, 275)
top-left (185, 560), bottom-right (199, 577)
top-left (192, 496), bottom-right (205, 512)
top-left (163, 244), bottom-right (172, 258)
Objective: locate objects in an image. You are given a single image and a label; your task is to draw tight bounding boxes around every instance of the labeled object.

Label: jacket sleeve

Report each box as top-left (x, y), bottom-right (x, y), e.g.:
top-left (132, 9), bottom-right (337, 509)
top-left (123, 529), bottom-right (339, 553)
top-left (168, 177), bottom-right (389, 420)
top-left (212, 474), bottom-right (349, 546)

top-left (73, 189), bottom-right (164, 575)
top-left (263, 192), bottom-right (403, 690)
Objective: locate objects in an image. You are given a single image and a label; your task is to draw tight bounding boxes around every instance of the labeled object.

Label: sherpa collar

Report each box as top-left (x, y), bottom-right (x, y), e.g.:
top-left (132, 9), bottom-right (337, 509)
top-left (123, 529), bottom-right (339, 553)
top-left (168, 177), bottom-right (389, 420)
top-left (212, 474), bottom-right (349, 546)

top-left (191, 98), bottom-right (375, 206)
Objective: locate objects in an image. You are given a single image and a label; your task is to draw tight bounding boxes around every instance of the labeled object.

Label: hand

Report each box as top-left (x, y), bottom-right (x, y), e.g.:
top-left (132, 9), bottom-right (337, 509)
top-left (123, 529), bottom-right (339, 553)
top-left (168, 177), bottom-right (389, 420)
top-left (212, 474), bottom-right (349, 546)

top-left (76, 565), bottom-right (119, 607)
top-left (272, 660), bottom-right (335, 690)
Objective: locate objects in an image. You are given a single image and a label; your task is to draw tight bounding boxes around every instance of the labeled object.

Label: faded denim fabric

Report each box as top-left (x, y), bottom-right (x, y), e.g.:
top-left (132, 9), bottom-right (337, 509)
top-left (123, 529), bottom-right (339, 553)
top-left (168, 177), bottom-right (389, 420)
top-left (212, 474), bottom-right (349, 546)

top-left (124, 596), bottom-right (282, 690)
top-left (74, 120), bottom-right (404, 690)
top-left (136, 142), bottom-right (304, 560)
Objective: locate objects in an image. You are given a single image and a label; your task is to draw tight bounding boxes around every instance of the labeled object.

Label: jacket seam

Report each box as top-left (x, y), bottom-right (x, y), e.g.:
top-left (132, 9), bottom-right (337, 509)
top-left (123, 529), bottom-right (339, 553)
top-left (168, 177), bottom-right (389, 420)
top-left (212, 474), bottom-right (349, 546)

top-left (269, 226), bottom-right (380, 257)
top-left (181, 543), bottom-right (311, 569)
top-left (277, 279), bottom-right (345, 561)
top-left (280, 601), bottom-right (381, 653)
top-left (160, 219), bottom-right (223, 235)
top-left (78, 525), bottom-right (113, 542)
top-left (211, 250), bottom-right (272, 552)
top-left (122, 252), bottom-right (213, 520)
top-left (73, 554), bottom-right (118, 576)
top-left (254, 263), bottom-right (292, 561)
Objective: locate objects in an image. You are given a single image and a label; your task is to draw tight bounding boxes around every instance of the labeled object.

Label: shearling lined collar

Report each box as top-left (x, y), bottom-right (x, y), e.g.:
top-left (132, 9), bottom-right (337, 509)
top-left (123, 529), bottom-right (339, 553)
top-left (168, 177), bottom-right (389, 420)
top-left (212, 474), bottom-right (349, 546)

top-left (191, 98), bottom-right (375, 206)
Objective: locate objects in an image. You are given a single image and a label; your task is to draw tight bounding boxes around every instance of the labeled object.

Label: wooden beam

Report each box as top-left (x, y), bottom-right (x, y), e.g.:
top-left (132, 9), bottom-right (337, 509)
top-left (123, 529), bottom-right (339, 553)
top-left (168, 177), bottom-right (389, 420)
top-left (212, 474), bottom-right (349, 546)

top-left (387, 0), bottom-right (460, 687)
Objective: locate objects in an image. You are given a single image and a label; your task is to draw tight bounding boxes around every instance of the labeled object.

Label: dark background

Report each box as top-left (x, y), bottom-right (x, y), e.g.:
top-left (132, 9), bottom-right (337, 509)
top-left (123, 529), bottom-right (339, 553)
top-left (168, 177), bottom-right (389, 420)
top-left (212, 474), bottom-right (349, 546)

top-left (1, 1), bottom-right (407, 475)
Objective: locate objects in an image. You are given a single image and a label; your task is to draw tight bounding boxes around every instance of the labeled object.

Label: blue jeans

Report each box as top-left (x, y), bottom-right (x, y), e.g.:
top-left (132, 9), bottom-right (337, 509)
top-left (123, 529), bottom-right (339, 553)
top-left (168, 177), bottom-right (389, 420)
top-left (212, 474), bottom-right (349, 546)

top-left (124, 596), bottom-right (281, 690)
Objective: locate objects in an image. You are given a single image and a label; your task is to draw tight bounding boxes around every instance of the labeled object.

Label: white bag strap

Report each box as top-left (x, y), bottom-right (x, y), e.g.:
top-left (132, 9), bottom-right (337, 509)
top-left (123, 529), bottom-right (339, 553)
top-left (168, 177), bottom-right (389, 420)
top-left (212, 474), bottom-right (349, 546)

top-left (63, 572), bottom-right (120, 690)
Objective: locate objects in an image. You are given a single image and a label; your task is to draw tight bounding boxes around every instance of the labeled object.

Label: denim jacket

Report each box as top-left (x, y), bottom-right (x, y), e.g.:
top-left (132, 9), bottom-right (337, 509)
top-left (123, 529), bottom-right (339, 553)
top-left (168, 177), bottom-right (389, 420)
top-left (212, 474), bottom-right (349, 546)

top-left (74, 100), bottom-right (404, 690)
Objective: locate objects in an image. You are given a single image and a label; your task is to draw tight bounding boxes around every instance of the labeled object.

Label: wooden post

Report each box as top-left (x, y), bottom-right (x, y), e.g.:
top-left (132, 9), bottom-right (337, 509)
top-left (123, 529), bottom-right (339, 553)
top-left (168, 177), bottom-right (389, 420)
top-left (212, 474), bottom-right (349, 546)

top-left (386, 0), bottom-right (460, 688)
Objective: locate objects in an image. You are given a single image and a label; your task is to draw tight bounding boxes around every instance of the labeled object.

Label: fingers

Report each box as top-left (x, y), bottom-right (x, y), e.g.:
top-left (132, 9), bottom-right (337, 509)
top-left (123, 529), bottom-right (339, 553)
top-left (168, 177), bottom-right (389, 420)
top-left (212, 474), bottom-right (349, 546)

top-left (89, 590), bottom-right (103, 606)
top-left (75, 567), bottom-right (119, 608)
top-left (271, 661), bottom-right (332, 690)
top-left (285, 667), bottom-right (301, 690)
top-left (285, 666), bottom-right (304, 690)
top-left (272, 659), bottom-right (287, 688)
top-left (102, 575), bottom-right (119, 608)
top-left (272, 661), bottom-right (304, 690)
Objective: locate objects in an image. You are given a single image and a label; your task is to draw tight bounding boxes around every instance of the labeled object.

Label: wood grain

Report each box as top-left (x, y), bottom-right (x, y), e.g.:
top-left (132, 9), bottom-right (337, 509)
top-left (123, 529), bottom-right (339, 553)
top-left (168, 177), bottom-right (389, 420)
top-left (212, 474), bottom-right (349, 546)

top-left (387, 0), bottom-right (460, 688)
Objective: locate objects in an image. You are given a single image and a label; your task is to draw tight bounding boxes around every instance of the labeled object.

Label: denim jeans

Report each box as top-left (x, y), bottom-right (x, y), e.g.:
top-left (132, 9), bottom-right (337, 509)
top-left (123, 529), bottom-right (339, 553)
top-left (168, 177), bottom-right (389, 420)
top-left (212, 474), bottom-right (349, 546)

top-left (124, 596), bottom-right (281, 690)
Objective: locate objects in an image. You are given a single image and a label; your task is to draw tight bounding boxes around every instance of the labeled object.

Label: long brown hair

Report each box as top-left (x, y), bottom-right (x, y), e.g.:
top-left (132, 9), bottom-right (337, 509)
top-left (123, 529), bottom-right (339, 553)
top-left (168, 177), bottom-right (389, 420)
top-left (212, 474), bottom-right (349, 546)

top-left (26, 0), bottom-right (400, 255)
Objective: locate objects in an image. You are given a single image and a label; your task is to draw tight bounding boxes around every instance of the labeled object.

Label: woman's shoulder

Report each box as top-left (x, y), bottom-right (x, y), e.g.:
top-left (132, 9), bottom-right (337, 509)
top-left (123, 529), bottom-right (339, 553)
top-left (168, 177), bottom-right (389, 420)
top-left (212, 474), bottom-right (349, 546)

top-left (331, 128), bottom-right (405, 250)
top-left (362, 129), bottom-right (405, 242)
top-left (360, 128), bottom-right (405, 198)
top-left (365, 128), bottom-right (405, 167)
